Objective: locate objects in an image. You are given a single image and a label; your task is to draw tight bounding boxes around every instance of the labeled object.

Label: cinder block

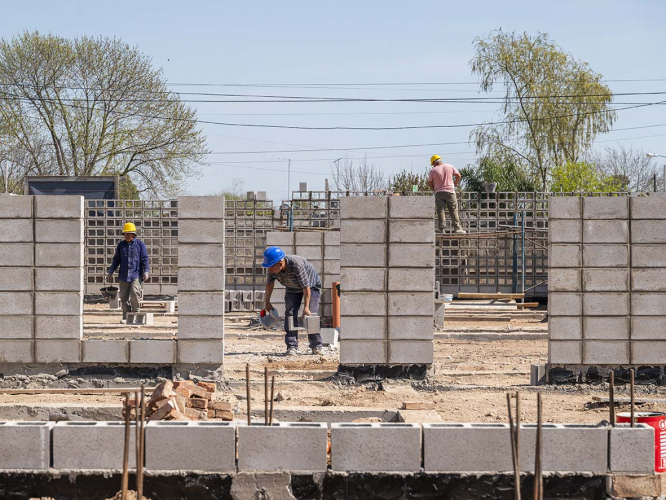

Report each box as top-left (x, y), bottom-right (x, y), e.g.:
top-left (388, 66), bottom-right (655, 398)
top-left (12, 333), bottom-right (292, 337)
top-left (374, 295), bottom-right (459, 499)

top-left (549, 341), bottom-right (582, 364)
top-left (0, 267), bottom-right (33, 291)
top-left (583, 196), bottom-right (628, 219)
top-left (178, 244), bottom-right (225, 267)
top-left (632, 269), bottom-right (666, 292)
top-left (35, 340), bottom-right (81, 363)
top-left (631, 317), bottom-right (666, 340)
top-left (631, 220), bottom-right (666, 244)
top-left (53, 421), bottom-right (137, 469)
top-left (388, 292), bottom-right (434, 316)
top-left (322, 274), bottom-right (339, 290)
top-left (583, 293), bottom-right (629, 316)
top-left (0, 316), bottom-right (33, 339)
top-left (34, 195), bottom-right (83, 219)
top-left (178, 292), bottom-right (225, 316)
top-left (294, 245), bottom-right (323, 260)
top-left (0, 195), bottom-right (32, 218)
top-left (340, 219), bottom-right (386, 244)
top-left (310, 259), bottom-right (323, 275)
top-left (547, 269), bottom-right (581, 292)
top-left (178, 220), bottom-right (225, 244)
top-left (583, 245), bottom-right (628, 268)
top-left (146, 421), bottom-right (236, 472)
top-left (388, 340), bottom-right (433, 363)
top-left (549, 245), bottom-right (582, 268)
top-left (340, 244), bottom-right (386, 268)
top-left (583, 220), bottom-right (628, 244)
top-left (0, 219), bottom-right (33, 242)
top-left (0, 421), bottom-right (53, 470)
top-left (388, 268), bottom-right (434, 292)
top-left (0, 340), bottom-right (33, 362)
top-left (340, 316), bottom-right (386, 340)
top-left (129, 340), bottom-right (176, 364)
top-left (340, 292), bottom-right (386, 316)
top-left (389, 219), bottom-right (435, 244)
top-left (265, 231), bottom-right (295, 247)
top-left (340, 340), bottom-right (386, 364)
top-left (324, 245), bottom-right (340, 261)
top-left (340, 196), bottom-right (387, 219)
top-left (35, 292), bottom-right (82, 316)
top-left (610, 424), bottom-right (654, 473)
top-left (631, 341), bottom-right (666, 364)
top-left (331, 422), bottom-right (421, 472)
top-left (295, 232), bottom-right (323, 246)
top-left (632, 293), bottom-right (666, 315)
top-left (178, 316), bottom-right (224, 339)
top-left (549, 316), bottom-right (582, 340)
top-left (548, 196), bottom-right (581, 219)
top-left (323, 260), bottom-right (340, 275)
top-left (389, 196), bottom-right (434, 219)
top-left (35, 316), bottom-right (82, 339)
top-left (0, 292), bottom-right (33, 315)
top-left (177, 340), bottom-right (223, 364)
top-left (35, 219), bottom-right (83, 243)
top-left (340, 268), bottom-right (386, 292)
top-left (388, 316), bottom-right (433, 340)
top-left (631, 196), bottom-right (666, 220)
top-left (549, 220), bottom-right (582, 244)
top-left (582, 269), bottom-right (629, 292)
top-left (238, 422), bottom-right (328, 471)
top-left (177, 196), bottom-right (225, 219)
top-left (0, 243), bottom-right (33, 267)
top-left (82, 340), bottom-right (130, 363)
top-left (548, 293), bottom-right (582, 316)
top-left (324, 231), bottom-right (340, 246)
top-left (35, 244), bottom-right (83, 267)
top-left (584, 317), bottom-right (630, 340)
top-left (583, 341), bottom-right (628, 364)
top-left (389, 244), bottom-right (434, 268)
top-left (631, 244), bottom-right (666, 267)
top-left (35, 268), bottom-right (82, 292)
top-left (178, 268), bottom-right (225, 292)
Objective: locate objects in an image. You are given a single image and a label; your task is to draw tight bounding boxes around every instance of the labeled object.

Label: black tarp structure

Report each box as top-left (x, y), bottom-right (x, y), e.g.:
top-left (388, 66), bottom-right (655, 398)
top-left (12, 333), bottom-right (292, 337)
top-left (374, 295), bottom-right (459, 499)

top-left (25, 176), bottom-right (118, 199)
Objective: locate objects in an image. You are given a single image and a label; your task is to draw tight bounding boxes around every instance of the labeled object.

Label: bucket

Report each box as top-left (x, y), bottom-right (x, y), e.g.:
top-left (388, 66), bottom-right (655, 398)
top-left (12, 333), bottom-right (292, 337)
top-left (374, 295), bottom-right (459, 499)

top-left (617, 411), bottom-right (666, 472)
top-left (100, 285), bottom-right (119, 300)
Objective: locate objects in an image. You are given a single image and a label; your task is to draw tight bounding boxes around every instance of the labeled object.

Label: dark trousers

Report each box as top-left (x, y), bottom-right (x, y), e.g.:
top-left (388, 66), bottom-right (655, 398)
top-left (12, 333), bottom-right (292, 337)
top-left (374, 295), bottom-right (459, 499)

top-left (284, 289), bottom-right (322, 348)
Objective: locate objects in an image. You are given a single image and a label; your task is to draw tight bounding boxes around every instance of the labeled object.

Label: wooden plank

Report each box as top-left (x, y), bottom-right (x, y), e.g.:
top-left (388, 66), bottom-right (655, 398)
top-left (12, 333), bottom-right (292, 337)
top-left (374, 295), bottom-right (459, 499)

top-left (592, 396), bottom-right (666, 404)
top-left (0, 388), bottom-right (153, 395)
top-left (457, 293), bottom-right (525, 300)
top-left (402, 402), bottom-right (436, 410)
top-left (443, 316), bottom-right (512, 323)
top-left (516, 303), bottom-right (539, 309)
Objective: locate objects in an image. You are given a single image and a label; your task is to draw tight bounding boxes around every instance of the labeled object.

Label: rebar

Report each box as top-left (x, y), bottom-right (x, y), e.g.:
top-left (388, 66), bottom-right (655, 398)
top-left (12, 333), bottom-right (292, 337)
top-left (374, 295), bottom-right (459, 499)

top-left (121, 392), bottom-right (130, 500)
top-left (269, 376), bottom-right (276, 426)
top-left (246, 363), bottom-right (252, 426)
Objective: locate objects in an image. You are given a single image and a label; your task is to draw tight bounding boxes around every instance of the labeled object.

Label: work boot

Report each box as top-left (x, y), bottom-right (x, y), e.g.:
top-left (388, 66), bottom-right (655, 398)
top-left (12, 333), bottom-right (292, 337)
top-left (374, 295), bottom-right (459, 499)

top-left (454, 228), bottom-right (467, 234)
top-left (311, 346), bottom-right (323, 355)
top-left (285, 347), bottom-right (298, 356)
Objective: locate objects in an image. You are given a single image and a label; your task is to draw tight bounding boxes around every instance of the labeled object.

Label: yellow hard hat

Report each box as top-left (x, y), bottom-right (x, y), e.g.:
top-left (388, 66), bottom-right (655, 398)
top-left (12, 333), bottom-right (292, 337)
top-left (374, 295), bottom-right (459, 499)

top-left (430, 155), bottom-right (442, 165)
top-left (122, 222), bottom-right (137, 234)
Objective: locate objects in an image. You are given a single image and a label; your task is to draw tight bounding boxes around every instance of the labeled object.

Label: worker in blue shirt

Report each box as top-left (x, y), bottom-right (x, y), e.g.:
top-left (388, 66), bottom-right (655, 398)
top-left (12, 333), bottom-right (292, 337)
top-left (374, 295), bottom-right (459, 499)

top-left (108, 222), bottom-right (150, 323)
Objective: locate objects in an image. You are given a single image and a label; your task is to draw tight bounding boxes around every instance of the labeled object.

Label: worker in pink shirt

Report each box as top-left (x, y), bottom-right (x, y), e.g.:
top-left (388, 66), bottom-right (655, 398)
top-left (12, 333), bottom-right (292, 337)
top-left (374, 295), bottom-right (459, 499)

top-left (427, 155), bottom-right (466, 234)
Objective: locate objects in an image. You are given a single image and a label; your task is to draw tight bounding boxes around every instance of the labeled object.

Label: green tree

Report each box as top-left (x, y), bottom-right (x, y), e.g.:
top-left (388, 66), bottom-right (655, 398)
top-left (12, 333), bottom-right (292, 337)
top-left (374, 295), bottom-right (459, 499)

top-left (0, 31), bottom-right (208, 197)
top-left (459, 157), bottom-right (540, 192)
top-left (389, 168), bottom-right (430, 193)
top-left (550, 161), bottom-right (621, 192)
top-left (470, 30), bottom-right (616, 190)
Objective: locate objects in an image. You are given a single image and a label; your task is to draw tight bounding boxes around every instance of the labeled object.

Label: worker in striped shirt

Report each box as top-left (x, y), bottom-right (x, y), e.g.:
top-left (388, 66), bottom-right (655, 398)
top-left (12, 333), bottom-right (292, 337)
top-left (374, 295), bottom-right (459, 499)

top-left (262, 246), bottom-right (324, 356)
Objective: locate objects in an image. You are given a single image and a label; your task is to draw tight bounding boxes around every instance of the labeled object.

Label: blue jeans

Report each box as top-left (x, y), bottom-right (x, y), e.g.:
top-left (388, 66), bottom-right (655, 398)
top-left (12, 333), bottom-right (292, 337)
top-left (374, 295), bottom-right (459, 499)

top-left (284, 289), bottom-right (322, 349)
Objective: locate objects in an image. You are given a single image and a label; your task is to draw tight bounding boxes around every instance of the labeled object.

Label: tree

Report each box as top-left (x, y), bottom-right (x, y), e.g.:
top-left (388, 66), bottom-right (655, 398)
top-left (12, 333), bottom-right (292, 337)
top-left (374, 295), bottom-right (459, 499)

top-left (459, 157), bottom-right (541, 192)
top-left (0, 32), bottom-right (208, 197)
top-left (470, 30), bottom-right (616, 190)
top-left (590, 145), bottom-right (661, 192)
top-left (389, 168), bottom-right (430, 193)
top-left (331, 155), bottom-right (387, 192)
top-left (550, 161), bottom-right (621, 192)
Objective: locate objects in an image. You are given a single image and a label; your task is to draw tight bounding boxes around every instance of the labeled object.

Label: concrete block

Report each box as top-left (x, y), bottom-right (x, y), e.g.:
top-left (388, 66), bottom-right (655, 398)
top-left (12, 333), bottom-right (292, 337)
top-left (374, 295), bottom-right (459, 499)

top-left (340, 292), bottom-right (386, 316)
top-left (265, 231), bottom-right (294, 247)
top-left (549, 316), bottom-right (582, 340)
top-left (53, 421), bottom-right (137, 469)
top-left (340, 219), bottom-right (386, 244)
top-left (388, 268), bottom-right (434, 292)
top-left (548, 293), bottom-right (582, 316)
top-left (323, 259), bottom-right (340, 275)
top-left (324, 245), bottom-right (340, 261)
top-left (324, 231), bottom-right (340, 246)
top-left (583, 292), bottom-right (629, 316)
top-left (146, 421), bottom-right (236, 472)
top-left (389, 244), bottom-right (434, 268)
top-left (632, 293), bottom-right (666, 316)
top-left (389, 196), bottom-right (434, 219)
top-left (631, 220), bottom-right (666, 244)
top-left (388, 292), bottom-right (434, 316)
top-left (583, 340), bottom-right (628, 364)
top-left (320, 328), bottom-right (338, 346)
top-left (178, 292), bottom-right (225, 316)
top-left (631, 341), bottom-right (666, 364)
top-left (340, 268), bottom-right (386, 292)
top-left (0, 292), bottom-right (33, 315)
top-left (35, 219), bottom-right (83, 243)
top-left (331, 422), bottom-right (421, 472)
top-left (35, 316), bottom-right (82, 339)
top-left (583, 220), bottom-right (628, 244)
top-left (0, 267), bottom-right (33, 291)
top-left (388, 340), bottom-right (433, 364)
top-left (610, 424), bottom-right (654, 473)
top-left (0, 219), bottom-right (33, 242)
top-left (34, 195), bottom-right (83, 219)
top-left (548, 196), bottom-right (581, 219)
top-left (35, 268), bottom-right (83, 292)
top-left (177, 340), bottom-right (224, 364)
top-left (178, 220), bottom-right (225, 244)
top-left (340, 196), bottom-right (387, 219)
top-left (548, 269), bottom-right (581, 292)
top-left (631, 196), bottom-right (666, 219)
top-left (0, 340), bottom-right (33, 362)
top-left (35, 340), bottom-right (81, 363)
top-left (340, 340), bottom-right (386, 364)
top-left (238, 422), bottom-right (328, 471)
top-left (294, 245), bottom-right (323, 260)
top-left (35, 292), bottom-right (82, 316)
top-left (127, 312), bottom-right (154, 326)
top-left (0, 195), bottom-right (33, 219)
top-left (0, 316), bottom-right (33, 339)
top-left (178, 268), bottom-right (225, 292)
top-left (178, 244), bottom-right (225, 267)
top-left (584, 316), bottom-right (630, 340)
top-left (582, 269), bottom-right (629, 292)
top-left (548, 245), bottom-right (582, 268)
top-left (388, 316), bottom-right (434, 340)
top-left (582, 196), bottom-right (628, 219)
top-left (0, 421), bottom-right (53, 470)
top-left (130, 340), bottom-right (176, 364)
top-left (35, 243), bottom-right (83, 267)
top-left (82, 340), bottom-right (130, 363)
top-left (548, 220), bottom-right (581, 244)
top-left (310, 259), bottom-right (323, 274)
top-left (340, 243), bottom-right (386, 268)
top-left (583, 244), bottom-right (628, 268)
top-left (631, 317), bottom-right (666, 340)
top-left (177, 316), bottom-right (224, 339)
top-left (295, 232), bottom-right (323, 246)
top-left (389, 219), bottom-right (435, 244)
top-left (631, 244), bottom-right (666, 267)
top-left (0, 243), bottom-right (33, 267)
top-left (632, 269), bottom-right (666, 292)
top-left (178, 196), bottom-right (225, 219)
top-left (340, 316), bottom-right (386, 340)
top-left (549, 341), bottom-right (582, 364)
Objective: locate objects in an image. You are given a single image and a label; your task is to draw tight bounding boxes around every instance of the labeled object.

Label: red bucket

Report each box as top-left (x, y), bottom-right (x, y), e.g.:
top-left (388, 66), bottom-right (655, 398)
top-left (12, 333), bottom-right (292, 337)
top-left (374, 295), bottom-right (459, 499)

top-left (617, 412), bottom-right (666, 473)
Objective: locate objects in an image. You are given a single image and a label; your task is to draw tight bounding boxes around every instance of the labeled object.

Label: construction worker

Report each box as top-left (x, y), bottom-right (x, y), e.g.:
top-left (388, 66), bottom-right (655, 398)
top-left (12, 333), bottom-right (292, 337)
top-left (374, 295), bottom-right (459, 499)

top-left (262, 246), bottom-right (323, 356)
top-left (427, 155), bottom-right (466, 234)
top-left (107, 222), bottom-right (150, 324)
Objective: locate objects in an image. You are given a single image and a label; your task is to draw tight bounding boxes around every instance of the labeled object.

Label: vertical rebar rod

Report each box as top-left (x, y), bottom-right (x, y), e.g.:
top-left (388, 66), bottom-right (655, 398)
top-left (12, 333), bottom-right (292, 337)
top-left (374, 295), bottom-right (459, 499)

top-left (264, 366), bottom-right (269, 426)
top-left (246, 363), bottom-right (252, 425)
top-left (537, 392), bottom-right (543, 500)
top-left (609, 371), bottom-right (615, 426)
top-left (515, 391), bottom-right (521, 500)
top-left (269, 376), bottom-right (276, 426)
top-left (630, 369), bottom-right (635, 427)
top-left (138, 385), bottom-right (145, 500)
top-left (121, 392), bottom-right (130, 500)
top-left (521, 211), bottom-right (525, 303)
top-left (134, 391), bottom-right (140, 496)
top-left (507, 393), bottom-right (520, 500)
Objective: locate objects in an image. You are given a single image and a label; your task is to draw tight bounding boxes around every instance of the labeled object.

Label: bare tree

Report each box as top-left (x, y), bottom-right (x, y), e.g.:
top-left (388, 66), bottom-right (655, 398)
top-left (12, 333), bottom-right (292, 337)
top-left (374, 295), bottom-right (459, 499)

top-left (331, 155), bottom-right (387, 192)
top-left (590, 145), bottom-right (662, 192)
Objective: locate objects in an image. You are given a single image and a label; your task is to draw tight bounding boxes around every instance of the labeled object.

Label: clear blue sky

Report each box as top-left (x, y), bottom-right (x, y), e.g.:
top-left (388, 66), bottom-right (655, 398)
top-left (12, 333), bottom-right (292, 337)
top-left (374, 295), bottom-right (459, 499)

top-left (2, 0), bottom-right (665, 199)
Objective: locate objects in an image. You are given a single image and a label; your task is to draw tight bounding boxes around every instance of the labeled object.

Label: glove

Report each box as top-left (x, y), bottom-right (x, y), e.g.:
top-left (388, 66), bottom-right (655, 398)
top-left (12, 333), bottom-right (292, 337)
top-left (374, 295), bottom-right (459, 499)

top-left (143, 273), bottom-right (149, 282)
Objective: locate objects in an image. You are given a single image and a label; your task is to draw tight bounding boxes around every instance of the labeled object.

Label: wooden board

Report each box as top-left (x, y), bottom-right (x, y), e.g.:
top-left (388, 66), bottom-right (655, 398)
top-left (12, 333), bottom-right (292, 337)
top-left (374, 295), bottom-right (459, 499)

top-left (402, 402), bottom-right (436, 410)
top-left (592, 396), bottom-right (666, 404)
top-left (516, 302), bottom-right (539, 309)
top-left (457, 293), bottom-right (525, 300)
top-left (0, 388), bottom-right (152, 395)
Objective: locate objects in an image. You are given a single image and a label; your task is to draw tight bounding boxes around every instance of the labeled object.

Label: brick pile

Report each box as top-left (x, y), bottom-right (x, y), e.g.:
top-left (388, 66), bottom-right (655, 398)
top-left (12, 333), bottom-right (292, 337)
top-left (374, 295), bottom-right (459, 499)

top-left (137, 380), bottom-right (233, 421)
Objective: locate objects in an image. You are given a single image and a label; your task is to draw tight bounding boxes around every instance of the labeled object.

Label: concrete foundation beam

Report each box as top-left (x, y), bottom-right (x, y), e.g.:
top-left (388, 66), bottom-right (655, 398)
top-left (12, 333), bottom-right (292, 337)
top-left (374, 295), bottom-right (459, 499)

top-left (178, 196), bottom-right (225, 219)
top-left (82, 340), bottom-right (130, 363)
top-left (0, 421), bottom-right (53, 470)
top-left (178, 244), bottom-right (226, 268)
top-left (34, 196), bottom-right (83, 219)
top-left (340, 196), bottom-right (387, 219)
top-left (53, 421), bottom-right (137, 469)
top-left (610, 424), bottom-right (654, 473)
top-left (178, 316), bottom-right (225, 339)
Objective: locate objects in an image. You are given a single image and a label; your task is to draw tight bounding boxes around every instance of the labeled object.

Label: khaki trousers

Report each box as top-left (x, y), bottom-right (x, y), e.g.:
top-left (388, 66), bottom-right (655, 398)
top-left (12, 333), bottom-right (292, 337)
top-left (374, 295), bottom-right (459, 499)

top-left (434, 191), bottom-right (462, 231)
top-left (119, 279), bottom-right (142, 317)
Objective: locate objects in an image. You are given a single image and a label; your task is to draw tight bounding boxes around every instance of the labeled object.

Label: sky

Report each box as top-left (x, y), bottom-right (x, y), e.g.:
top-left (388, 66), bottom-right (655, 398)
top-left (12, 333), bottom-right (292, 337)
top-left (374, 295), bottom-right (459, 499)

top-left (1, 0), bottom-right (665, 200)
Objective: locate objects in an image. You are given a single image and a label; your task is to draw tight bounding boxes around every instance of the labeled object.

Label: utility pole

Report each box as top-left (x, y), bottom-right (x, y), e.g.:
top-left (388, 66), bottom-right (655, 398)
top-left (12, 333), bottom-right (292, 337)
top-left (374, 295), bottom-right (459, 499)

top-left (279, 158), bottom-right (292, 198)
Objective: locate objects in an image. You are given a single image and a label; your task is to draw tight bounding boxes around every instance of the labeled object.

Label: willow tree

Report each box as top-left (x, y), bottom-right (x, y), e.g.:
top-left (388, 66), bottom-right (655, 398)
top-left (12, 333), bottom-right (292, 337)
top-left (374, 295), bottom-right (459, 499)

top-left (0, 31), bottom-right (207, 197)
top-left (470, 30), bottom-right (616, 190)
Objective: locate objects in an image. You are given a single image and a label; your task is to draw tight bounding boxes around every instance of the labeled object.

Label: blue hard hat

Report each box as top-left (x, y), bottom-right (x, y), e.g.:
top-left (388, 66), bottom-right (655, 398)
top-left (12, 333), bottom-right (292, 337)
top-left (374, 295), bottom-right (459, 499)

top-left (262, 246), bottom-right (285, 268)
